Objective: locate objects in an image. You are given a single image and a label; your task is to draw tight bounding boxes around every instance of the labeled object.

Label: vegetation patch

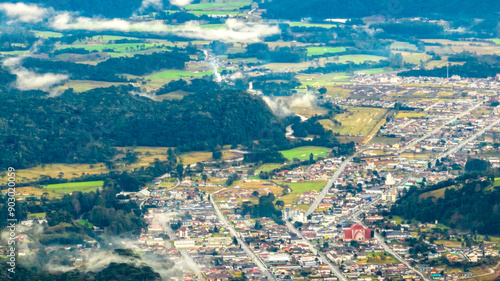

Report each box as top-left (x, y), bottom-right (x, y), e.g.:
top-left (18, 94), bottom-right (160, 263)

top-left (279, 146), bottom-right (331, 161)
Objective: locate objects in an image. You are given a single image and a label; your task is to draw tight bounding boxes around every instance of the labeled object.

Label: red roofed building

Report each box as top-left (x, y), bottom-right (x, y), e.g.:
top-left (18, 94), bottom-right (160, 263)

top-left (343, 223), bottom-right (372, 241)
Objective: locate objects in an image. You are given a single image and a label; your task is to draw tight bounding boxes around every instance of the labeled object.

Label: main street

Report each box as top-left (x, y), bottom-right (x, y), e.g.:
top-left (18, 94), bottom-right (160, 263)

top-left (342, 105), bottom-right (500, 281)
top-left (306, 148), bottom-right (367, 216)
top-left (210, 193), bottom-right (279, 281)
top-left (286, 221), bottom-right (348, 281)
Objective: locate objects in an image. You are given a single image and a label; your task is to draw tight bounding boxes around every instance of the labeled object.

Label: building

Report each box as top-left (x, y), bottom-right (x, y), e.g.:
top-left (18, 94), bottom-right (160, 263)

top-left (343, 223), bottom-right (372, 241)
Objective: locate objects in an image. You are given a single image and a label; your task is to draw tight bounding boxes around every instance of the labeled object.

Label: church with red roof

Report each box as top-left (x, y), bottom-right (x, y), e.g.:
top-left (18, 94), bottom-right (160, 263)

top-left (343, 223), bottom-right (372, 241)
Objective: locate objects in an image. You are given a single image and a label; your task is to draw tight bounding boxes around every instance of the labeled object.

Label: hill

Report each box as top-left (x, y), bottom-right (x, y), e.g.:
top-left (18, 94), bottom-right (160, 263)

top-left (261, 0), bottom-right (500, 20)
top-left (391, 174), bottom-right (500, 235)
top-left (0, 83), bottom-right (285, 169)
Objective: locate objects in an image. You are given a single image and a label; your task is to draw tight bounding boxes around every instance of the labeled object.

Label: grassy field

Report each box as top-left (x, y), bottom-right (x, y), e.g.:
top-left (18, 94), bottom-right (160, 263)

top-left (58, 43), bottom-right (170, 53)
top-left (390, 41), bottom-right (418, 51)
top-left (489, 39), bottom-right (500, 44)
top-left (28, 212), bottom-right (47, 218)
top-left (278, 181), bottom-right (327, 209)
top-left (419, 186), bottom-right (458, 200)
top-left (180, 150), bottom-right (239, 165)
top-left (279, 146), bottom-right (331, 161)
top-left (146, 70), bottom-right (217, 80)
top-left (296, 72), bottom-right (351, 87)
top-left (56, 80), bottom-right (127, 93)
top-left (324, 106), bottom-right (387, 136)
top-left (395, 112), bottom-right (428, 118)
top-left (43, 181), bottom-right (103, 194)
top-left (358, 252), bottom-right (398, 264)
top-left (393, 51), bottom-right (432, 64)
top-left (33, 30), bottom-right (64, 38)
top-left (254, 163), bottom-right (284, 174)
top-left (307, 46), bottom-right (346, 56)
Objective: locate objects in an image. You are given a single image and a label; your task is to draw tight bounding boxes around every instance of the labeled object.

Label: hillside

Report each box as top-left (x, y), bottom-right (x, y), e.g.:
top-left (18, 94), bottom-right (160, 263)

top-left (391, 174), bottom-right (500, 235)
top-left (0, 83), bottom-right (285, 169)
top-left (261, 0), bottom-right (500, 20)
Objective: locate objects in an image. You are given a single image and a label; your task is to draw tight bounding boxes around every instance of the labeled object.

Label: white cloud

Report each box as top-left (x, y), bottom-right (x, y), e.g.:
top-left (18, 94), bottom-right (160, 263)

top-left (0, 3), bottom-right (48, 23)
top-left (137, 0), bottom-right (163, 14)
top-left (2, 57), bottom-right (68, 93)
top-left (169, 0), bottom-right (193, 7)
top-left (50, 13), bottom-right (280, 42)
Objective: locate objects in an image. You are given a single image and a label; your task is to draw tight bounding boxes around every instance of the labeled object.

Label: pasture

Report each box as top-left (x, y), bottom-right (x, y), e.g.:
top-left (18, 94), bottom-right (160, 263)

top-left (279, 146), bottom-right (331, 161)
top-left (146, 70), bottom-right (217, 81)
top-left (307, 46), bottom-right (346, 56)
top-left (278, 181), bottom-right (327, 210)
top-left (326, 106), bottom-right (387, 136)
top-left (43, 181), bottom-right (104, 194)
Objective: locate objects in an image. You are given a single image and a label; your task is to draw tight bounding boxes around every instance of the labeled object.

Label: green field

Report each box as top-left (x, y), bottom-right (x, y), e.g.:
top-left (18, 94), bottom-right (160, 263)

top-left (43, 181), bottom-right (104, 194)
top-left (390, 41), bottom-right (418, 51)
top-left (322, 106), bottom-right (387, 136)
top-left (307, 46), bottom-right (346, 56)
top-left (146, 70), bottom-right (217, 80)
top-left (33, 30), bottom-right (64, 38)
top-left (58, 43), bottom-right (170, 53)
top-left (255, 163), bottom-right (284, 174)
top-left (296, 72), bottom-right (351, 87)
top-left (279, 146), bottom-right (331, 161)
top-left (279, 181), bottom-right (327, 208)
top-left (28, 212), bottom-right (47, 218)
top-left (289, 22), bottom-right (338, 28)
top-left (489, 39), bottom-right (500, 44)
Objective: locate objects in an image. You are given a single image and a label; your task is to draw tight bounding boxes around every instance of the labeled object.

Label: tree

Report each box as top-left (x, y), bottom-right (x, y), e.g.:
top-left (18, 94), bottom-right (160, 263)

top-left (252, 191), bottom-right (260, 197)
top-left (309, 153), bottom-right (314, 164)
top-left (318, 87), bottom-right (327, 95)
top-left (176, 164), bottom-right (184, 179)
top-left (212, 149), bottom-right (222, 160)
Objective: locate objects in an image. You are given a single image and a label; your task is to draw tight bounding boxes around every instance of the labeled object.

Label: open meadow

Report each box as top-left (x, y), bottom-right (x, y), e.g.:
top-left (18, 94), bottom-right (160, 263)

top-left (279, 146), bottom-right (331, 161)
top-left (321, 106), bottom-right (387, 136)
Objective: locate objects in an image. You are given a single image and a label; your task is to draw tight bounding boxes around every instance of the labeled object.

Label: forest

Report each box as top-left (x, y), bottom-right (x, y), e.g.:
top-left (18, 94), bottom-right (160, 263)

top-left (22, 51), bottom-right (191, 81)
top-left (261, 0), bottom-right (500, 20)
top-left (391, 169), bottom-right (500, 235)
top-left (398, 55), bottom-right (500, 78)
top-left (0, 84), bottom-right (284, 169)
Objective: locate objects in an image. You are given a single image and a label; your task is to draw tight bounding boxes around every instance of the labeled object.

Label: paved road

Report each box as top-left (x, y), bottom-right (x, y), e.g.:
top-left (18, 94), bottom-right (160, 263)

top-left (397, 99), bottom-right (486, 155)
top-left (164, 224), bottom-right (205, 280)
top-left (286, 221), bottom-right (348, 281)
top-left (353, 217), bottom-right (430, 281)
top-left (306, 148), bottom-right (367, 216)
top-left (210, 194), bottom-right (278, 281)
top-left (342, 111), bottom-right (500, 281)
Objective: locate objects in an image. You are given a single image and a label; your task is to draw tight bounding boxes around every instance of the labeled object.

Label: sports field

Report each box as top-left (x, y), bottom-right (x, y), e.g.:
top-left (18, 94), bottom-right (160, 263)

top-left (323, 106), bottom-right (387, 136)
top-left (43, 181), bottom-right (104, 194)
top-left (307, 46), bottom-right (346, 56)
top-left (279, 146), bottom-right (331, 161)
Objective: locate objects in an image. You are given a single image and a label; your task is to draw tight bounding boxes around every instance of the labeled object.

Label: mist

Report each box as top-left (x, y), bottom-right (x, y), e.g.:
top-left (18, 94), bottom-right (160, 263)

top-left (0, 2), bottom-right (48, 23)
top-left (170, 0), bottom-right (193, 7)
top-left (2, 56), bottom-right (68, 95)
